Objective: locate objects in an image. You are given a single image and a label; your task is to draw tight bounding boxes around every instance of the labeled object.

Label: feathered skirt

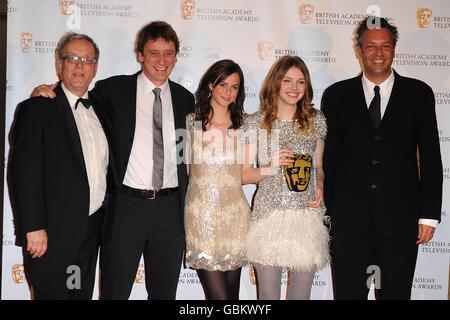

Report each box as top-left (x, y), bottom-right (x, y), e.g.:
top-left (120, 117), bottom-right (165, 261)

top-left (246, 206), bottom-right (330, 273)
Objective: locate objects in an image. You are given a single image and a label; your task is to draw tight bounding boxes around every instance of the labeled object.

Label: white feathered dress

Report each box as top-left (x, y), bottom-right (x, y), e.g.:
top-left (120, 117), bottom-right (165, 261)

top-left (243, 111), bottom-right (330, 273)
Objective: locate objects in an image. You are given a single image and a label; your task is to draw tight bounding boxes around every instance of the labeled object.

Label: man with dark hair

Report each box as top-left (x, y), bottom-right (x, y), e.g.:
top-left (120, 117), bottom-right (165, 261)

top-left (32, 21), bottom-right (195, 300)
top-left (321, 16), bottom-right (442, 299)
top-left (95, 20), bottom-right (194, 300)
top-left (11, 32), bottom-right (109, 299)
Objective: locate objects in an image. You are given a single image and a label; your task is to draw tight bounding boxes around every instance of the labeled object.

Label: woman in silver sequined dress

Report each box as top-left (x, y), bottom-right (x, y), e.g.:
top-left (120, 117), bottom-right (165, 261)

top-left (184, 60), bottom-right (250, 299)
top-left (242, 55), bottom-right (330, 300)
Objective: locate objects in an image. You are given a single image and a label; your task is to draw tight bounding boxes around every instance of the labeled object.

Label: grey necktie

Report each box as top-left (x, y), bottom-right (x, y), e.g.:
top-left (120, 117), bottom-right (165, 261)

top-left (152, 87), bottom-right (164, 191)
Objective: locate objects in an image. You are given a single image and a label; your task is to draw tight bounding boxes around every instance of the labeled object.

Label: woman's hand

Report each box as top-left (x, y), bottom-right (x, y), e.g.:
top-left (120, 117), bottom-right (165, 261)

top-left (261, 149), bottom-right (294, 176)
top-left (305, 186), bottom-right (324, 208)
top-left (271, 148), bottom-right (294, 167)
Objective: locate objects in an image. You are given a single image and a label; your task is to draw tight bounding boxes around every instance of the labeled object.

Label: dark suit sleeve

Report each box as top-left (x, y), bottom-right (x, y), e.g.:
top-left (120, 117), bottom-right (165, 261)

top-left (187, 93), bottom-right (195, 115)
top-left (417, 84), bottom-right (443, 221)
top-left (91, 79), bottom-right (110, 115)
top-left (11, 101), bottom-right (46, 233)
top-left (320, 86), bottom-right (342, 209)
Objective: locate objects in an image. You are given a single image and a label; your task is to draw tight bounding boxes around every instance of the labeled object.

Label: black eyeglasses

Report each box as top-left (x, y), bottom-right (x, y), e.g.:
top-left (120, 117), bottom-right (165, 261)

top-left (62, 55), bottom-right (97, 65)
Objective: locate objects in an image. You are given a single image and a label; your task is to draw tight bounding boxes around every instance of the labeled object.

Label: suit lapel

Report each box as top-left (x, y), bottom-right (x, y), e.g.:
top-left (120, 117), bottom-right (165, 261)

top-left (90, 91), bottom-right (112, 144)
top-left (168, 80), bottom-right (189, 190)
top-left (350, 74), bottom-right (375, 132)
top-left (55, 85), bottom-right (88, 185)
top-left (122, 73), bottom-right (138, 164)
top-left (379, 70), bottom-right (404, 130)
top-left (169, 79), bottom-right (186, 131)
top-left (90, 92), bottom-right (118, 189)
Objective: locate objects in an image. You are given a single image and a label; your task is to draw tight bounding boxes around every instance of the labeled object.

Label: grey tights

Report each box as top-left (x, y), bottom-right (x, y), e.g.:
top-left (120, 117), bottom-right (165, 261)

top-left (254, 263), bottom-right (315, 300)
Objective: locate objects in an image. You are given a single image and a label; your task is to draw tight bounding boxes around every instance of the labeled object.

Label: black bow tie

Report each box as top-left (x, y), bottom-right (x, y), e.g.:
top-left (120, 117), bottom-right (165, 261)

top-left (75, 97), bottom-right (92, 109)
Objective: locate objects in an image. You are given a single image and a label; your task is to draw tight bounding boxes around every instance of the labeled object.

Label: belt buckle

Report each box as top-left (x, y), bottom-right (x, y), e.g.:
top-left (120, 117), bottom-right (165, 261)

top-left (148, 190), bottom-right (156, 200)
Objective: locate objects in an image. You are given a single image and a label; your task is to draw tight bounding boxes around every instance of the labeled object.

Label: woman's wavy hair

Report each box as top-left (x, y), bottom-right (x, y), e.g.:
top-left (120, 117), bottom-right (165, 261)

top-left (195, 59), bottom-right (245, 131)
top-left (260, 55), bottom-right (316, 133)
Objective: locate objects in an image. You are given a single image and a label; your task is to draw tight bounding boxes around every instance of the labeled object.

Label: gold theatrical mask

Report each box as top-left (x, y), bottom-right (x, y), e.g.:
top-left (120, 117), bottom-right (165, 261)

top-left (59, 0), bottom-right (75, 15)
top-left (18, 32), bottom-right (33, 53)
top-left (11, 264), bottom-right (25, 284)
top-left (416, 8), bottom-right (432, 29)
top-left (298, 4), bottom-right (314, 24)
top-left (180, 0), bottom-right (196, 20)
top-left (134, 263), bottom-right (145, 284)
top-left (284, 154), bottom-right (312, 192)
top-left (257, 41), bottom-right (273, 61)
top-left (249, 266), bottom-right (256, 285)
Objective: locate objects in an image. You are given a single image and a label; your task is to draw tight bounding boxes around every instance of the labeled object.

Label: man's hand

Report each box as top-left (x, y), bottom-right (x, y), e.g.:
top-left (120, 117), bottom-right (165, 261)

top-left (26, 229), bottom-right (48, 258)
top-left (416, 224), bottom-right (435, 244)
top-left (30, 83), bottom-right (58, 98)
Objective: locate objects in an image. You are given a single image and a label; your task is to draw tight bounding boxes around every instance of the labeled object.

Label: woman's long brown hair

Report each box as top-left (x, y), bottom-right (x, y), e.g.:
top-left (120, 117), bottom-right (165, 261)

top-left (260, 55), bottom-right (316, 133)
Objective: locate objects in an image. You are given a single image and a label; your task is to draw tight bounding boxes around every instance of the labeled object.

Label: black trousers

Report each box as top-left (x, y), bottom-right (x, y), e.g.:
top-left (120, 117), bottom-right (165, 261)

top-left (25, 208), bottom-right (103, 300)
top-left (100, 190), bottom-right (184, 300)
top-left (330, 223), bottom-right (418, 300)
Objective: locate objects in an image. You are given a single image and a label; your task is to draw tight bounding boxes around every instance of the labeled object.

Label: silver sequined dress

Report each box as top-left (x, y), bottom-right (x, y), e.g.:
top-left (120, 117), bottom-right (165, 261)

top-left (184, 114), bottom-right (250, 271)
top-left (242, 111), bottom-right (330, 272)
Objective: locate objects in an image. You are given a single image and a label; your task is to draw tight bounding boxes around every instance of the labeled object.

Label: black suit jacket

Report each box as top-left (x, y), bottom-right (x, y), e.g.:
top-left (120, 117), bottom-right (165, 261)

top-left (321, 70), bottom-right (443, 237)
top-left (91, 71), bottom-right (195, 226)
top-left (10, 85), bottom-right (112, 250)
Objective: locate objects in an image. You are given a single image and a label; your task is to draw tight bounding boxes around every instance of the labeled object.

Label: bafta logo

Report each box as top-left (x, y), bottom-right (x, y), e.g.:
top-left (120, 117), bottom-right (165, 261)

top-left (18, 32), bottom-right (33, 53)
top-left (284, 154), bottom-right (312, 192)
top-left (180, 0), bottom-right (196, 20)
top-left (177, 75), bottom-right (194, 91)
top-left (298, 4), bottom-right (314, 24)
top-left (12, 264), bottom-right (25, 284)
top-left (59, 0), bottom-right (76, 16)
top-left (416, 8), bottom-right (432, 28)
top-left (249, 266), bottom-right (256, 285)
top-left (134, 263), bottom-right (145, 284)
top-left (257, 41), bottom-right (273, 61)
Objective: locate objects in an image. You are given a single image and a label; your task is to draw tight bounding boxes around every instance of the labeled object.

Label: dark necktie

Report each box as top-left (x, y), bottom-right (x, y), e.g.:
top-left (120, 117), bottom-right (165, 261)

top-left (369, 85), bottom-right (381, 130)
top-left (152, 88), bottom-right (164, 191)
top-left (75, 97), bottom-right (92, 109)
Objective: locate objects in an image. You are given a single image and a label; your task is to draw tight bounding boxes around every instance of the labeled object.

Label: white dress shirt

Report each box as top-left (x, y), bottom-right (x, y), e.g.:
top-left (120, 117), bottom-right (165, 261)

top-left (362, 70), bottom-right (395, 120)
top-left (361, 71), bottom-right (438, 228)
top-left (123, 73), bottom-right (178, 190)
top-left (62, 83), bottom-right (109, 215)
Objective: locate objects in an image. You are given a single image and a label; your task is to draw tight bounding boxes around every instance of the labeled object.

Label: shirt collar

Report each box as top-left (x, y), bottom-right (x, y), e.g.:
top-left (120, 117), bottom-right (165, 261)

top-left (61, 82), bottom-right (89, 110)
top-left (362, 70), bottom-right (395, 96)
top-left (138, 72), bottom-right (169, 95)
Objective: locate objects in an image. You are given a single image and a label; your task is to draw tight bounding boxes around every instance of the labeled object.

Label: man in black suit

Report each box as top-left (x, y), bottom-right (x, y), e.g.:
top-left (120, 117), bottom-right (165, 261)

top-left (321, 17), bottom-right (443, 299)
top-left (11, 33), bottom-right (109, 299)
top-left (31, 21), bottom-right (194, 300)
top-left (93, 21), bottom-right (194, 300)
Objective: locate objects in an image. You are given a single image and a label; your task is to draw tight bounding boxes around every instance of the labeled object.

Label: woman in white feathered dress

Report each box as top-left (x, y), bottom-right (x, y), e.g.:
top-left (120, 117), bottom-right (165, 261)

top-left (241, 55), bottom-right (330, 300)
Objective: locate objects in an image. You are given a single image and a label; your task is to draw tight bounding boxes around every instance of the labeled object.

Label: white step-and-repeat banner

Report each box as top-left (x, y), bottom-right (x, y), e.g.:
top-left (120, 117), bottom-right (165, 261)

top-left (3, 0), bottom-right (449, 300)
